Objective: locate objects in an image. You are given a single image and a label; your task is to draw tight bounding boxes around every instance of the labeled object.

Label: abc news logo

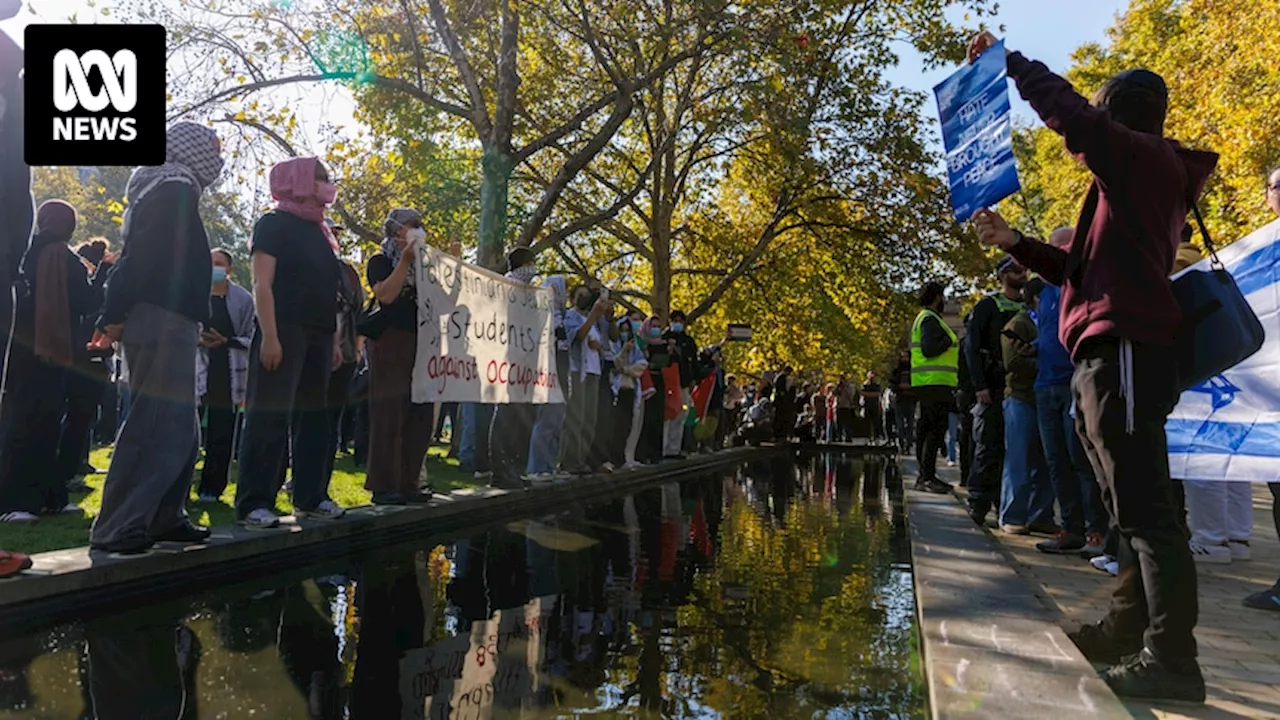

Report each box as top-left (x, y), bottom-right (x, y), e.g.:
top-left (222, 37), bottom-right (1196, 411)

top-left (25, 24), bottom-right (165, 166)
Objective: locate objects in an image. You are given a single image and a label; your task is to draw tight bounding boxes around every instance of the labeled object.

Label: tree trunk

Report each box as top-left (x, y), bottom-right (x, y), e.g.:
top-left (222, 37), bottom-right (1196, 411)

top-left (477, 144), bottom-right (515, 270)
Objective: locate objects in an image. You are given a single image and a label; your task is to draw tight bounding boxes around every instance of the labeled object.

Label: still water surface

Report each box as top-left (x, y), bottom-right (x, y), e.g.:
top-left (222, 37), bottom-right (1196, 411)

top-left (0, 453), bottom-right (922, 719)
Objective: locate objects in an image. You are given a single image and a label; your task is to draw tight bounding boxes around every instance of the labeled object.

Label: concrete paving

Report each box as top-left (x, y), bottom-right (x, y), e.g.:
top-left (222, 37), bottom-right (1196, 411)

top-left (936, 463), bottom-right (1280, 719)
top-left (904, 458), bottom-right (1131, 719)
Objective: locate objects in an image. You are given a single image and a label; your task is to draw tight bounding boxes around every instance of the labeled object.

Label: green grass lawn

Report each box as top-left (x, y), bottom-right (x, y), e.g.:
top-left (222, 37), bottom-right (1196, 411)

top-left (0, 443), bottom-right (481, 555)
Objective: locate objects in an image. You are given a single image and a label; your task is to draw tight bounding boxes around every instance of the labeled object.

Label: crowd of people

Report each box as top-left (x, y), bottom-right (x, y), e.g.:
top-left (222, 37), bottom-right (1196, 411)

top-left (888, 30), bottom-right (1280, 705)
top-left (0, 122), bottom-right (761, 561)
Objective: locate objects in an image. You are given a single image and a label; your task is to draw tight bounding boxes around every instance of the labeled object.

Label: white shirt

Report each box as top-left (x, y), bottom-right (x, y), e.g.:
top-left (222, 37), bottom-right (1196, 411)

top-left (582, 326), bottom-right (603, 376)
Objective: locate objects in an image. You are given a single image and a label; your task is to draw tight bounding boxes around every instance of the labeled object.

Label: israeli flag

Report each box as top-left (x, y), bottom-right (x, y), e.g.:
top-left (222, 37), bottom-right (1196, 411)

top-left (1168, 219), bottom-right (1280, 482)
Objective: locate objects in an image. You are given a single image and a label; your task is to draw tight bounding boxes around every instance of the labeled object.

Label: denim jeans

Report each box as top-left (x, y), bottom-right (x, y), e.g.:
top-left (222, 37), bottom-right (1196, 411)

top-left (894, 398), bottom-right (917, 451)
top-left (1036, 384), bottom-right (1106, 536)
top-left (526, 403), bottom-right (567, 474)
top-left (946, 412), bottom-right (959, 463)
top-left (458, 402), bottom-right (493, 473)
top-left (999, 396), bottom-right (1054, 527)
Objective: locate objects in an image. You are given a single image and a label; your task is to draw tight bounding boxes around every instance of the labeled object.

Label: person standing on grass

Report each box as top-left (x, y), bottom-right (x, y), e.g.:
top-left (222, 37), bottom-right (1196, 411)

top-left (970, 29), bottom-right (1216, 702)
top-left (1033, 228), bottom-right (1108, 558)
top-left (362, 209), bottom-right (434, 506)
top-left (194, 248), bottom-right (255, 503)
top-left (90, 122), bottom-right (224, 553)
top-left (325, 232), bottom-right (366, 494)
top-left (909, 281), bottom-right (957, 495)
top-left (60, 238), bottom-right (116, 492)
top-left (488, 247), bottom-right (540, 490)
top-left (235, 157), bottom-right (345, 529)
top-left (997, 277), bottom-right (1056, 536)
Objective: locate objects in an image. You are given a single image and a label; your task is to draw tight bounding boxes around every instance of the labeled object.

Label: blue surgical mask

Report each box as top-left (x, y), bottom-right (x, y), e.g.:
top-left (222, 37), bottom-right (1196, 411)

top-left (211, 266), bottom-right (228, 284)
top-left (648, 327), bottom-right (662, 339)
top-left (671, 322), bottom-right (685, 333)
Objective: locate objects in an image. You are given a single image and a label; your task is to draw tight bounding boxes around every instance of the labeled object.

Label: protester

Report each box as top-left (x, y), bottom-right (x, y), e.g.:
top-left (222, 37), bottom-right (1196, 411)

top-left (327, 232), bottom-right (366, 490)
top-left (722, 373), bottom-right (746, 447)
top-left (60, 238), bottom-right (116, 492)
top-left (363, 208), bottom-right (434, 505)
top-left (235, 156), bottom-right (345, 529)
top-left (772, 366), bottom-right (795, 441)
top-left (962, 255), bottom-right (1027, 527)
top-left (613, 313), bottom-right (648, 470)
top-left (0, 200), bottom-right (95, 523)
top-left (834, 376), bottom-right (856, 442)
top-left (861, 371), bottom-right (883, 442)
top-left (908, 281), bottom-right (956, 495)
top-left (663, 310), bottom-right (699, 459)
top-left (90, 122), bottom-right (224, 553)
top-left (638, 317), bottom-right (668, 465)
top-left (562, 285), bottom-right (610, 474)
top-left (889, 351), bottom-right (916, 454)
top-left (971, 29), bottom-right (1216, 702)
top-left (526, 275), bottom-right (570, 481)
top-left (488, 247), bottom-right (539, 489)
top-left (997, 277), bottom-right (1055, 535)
top-left (1244, 165), bottom-right (1280, 610)
top-left (586, 279), bottom-right (619, 471)
top-left (194, 248), bottom-right (255, 503)
top-left (1032, 228), bottom-right (1107, 557)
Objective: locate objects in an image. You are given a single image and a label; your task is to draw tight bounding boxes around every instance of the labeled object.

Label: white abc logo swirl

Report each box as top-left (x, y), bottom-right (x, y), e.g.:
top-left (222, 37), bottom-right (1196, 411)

top-left (52, 49), bottom-right (137, 113)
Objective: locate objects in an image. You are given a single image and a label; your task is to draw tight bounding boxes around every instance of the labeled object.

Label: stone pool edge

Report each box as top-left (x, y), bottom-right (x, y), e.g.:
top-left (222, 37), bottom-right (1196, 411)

top-left (901, 459), bottom-right (1131, 719)
top-left (1, 446), bottom-right (818, 632)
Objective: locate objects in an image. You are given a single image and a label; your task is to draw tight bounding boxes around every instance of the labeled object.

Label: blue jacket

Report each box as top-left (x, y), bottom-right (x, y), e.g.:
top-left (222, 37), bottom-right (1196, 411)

top-left (1034, 283), bottom-right (1075, 389)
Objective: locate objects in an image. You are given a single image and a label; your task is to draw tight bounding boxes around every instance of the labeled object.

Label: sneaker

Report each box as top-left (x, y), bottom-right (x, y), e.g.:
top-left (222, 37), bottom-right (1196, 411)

top-left (371, 492), bottom-right (406, 506)
top-left (196, 494), bottom-right (220, 504)
top-left (1189, 542), bottom-right (1232, 564)
top-left (912, 478), bottom-right (950, 494)
top-left (1229, 540), bottom-right (1251, 561)
top-left (0, 550), bottom-right (33, 578)
top-left (1080, 532), bottom-right (1105, 559)
top-left (240, 508), bottom-right (281, 530)
top-left (1104, 559), bottom-right (1119, 576)
top-left (946, 459), bottom-right (956, 467)
top-left (154, 521), bottom-right (212, 544)
top-left (473, 471), bottom-right (493, 480)
top-left (0, 511), bottom-right (38, 525)
top-left (297, 500), bottom-right (345, 521)
top-left (1090, 554), bottom-right (1115, 572)
top-left (1242, 584), bottom-right (1280, 611)
top-left (598, 462), bottom-right (615, 474)
top-left (1028, 521), bottom-right (1060, 536)
top-left (1000, 524), bottom-right (1030, 536)
top-left (1067, 622), bottom-right (1142, 666)
top-left (1037, 531), bottom-right (1086, 554)
top-left (66, 475), bottom-right (89, 492)
top-left (1102, 648), bottom-right (1205, 704)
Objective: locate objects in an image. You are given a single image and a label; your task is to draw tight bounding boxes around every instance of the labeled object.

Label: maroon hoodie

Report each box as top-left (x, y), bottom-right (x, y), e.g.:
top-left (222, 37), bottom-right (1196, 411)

top-left (1003, 52), bottom-right (1218, 359)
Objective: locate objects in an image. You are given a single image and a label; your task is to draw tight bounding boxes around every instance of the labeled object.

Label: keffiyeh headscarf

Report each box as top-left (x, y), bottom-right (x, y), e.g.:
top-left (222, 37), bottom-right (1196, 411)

top-left (381, 207), bottom-right (422, 287)
top-left (270, 156), bottom-right (338, 251)
top-left (125, 122), bottom-right (224, 206)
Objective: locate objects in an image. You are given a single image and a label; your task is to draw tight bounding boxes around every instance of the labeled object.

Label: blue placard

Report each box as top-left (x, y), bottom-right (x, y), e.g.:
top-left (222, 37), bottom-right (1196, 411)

top-left (933, 41), bottom-right (1020, 222)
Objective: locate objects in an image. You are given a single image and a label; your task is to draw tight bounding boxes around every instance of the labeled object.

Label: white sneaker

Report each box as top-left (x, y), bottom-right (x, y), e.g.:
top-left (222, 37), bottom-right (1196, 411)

top-left (621, 462), bottom-right (642, 471)
top-left (1090, 554), bottom-right (1115, 572)
top-left (946, 460), bottom-right (956, 467)
top-left (196, 494), bottom-right (219, 504)
top-left (474, 471), bottom-right (493, 480)
top-left (53, 503), bottom-right (84, 515)
top-left (1229, 541), bottom-right (1252, 561)
top-left (0, 511), bottom-right (38, 525)
top-left (240, 508), bottom-right (281, 530)
top-left (1103, 560), bottom-right (1119, 576)
top-left (297, 500), bottom-right (345, 521)
top-left (1189, 542), bottom-right (1232, 564)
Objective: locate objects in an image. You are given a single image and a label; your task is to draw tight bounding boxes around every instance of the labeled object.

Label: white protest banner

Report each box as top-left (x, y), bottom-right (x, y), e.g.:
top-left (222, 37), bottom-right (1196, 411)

top-left (1168, 219), bottom-right (1280, 482)
top-left (411, 244), bottom-right (564, 404)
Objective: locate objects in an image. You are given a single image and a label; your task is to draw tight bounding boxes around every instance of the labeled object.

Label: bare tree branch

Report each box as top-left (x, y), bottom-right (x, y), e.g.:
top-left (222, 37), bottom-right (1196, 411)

top-left (424, 0), bottom-right (495, 139)
top-left (491, 0), bottom-right (521, 151)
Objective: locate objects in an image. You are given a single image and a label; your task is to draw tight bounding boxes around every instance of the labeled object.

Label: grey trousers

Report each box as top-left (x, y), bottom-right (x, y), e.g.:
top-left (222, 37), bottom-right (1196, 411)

top-left (90, 304), bottom-right (199, 548)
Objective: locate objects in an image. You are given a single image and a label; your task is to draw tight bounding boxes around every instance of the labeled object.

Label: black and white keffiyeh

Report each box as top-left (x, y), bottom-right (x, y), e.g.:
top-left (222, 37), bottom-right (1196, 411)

top-left (125, 122), bottom-right (225, 207)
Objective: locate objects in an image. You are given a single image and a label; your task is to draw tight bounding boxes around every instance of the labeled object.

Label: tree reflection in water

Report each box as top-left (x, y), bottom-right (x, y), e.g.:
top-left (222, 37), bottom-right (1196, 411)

top-left (0, 453), bottom-right (922, 720)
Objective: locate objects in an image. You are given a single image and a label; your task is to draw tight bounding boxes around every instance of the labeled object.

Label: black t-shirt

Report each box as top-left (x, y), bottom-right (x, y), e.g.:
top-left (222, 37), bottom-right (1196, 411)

top-left (251, 211), bottom-right (339, 332)
top-left (366, 253), bottom-right (417, 333)
top-left (205, 294), bottom-right (234, 406)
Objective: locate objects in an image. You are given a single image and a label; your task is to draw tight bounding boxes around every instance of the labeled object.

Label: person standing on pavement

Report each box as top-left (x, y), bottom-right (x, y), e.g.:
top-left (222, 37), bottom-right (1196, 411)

top-left (860, 371), bottom-right (884, 442)
top-left (525, 275), bottom-right (570, 480)
top-left (90, 122), bottom-right (224, 553)
top-left (663, 310), bottom-right (700, 458)
top-left (962, 255), bottom-right (1027, 527)
top-left (194, 248), bottom-right (255, 503)
top-left (488, 247), bottom-right (540, 489)
top-left (561, 284), bottom-right (609, 473)
top-left (772, 365), bottom-right (794, 441)
top-left (997, 277), bottom-right (1056, 536)
top-left (909, 281), bottom-right (957, 495)
top-left (1243, 164), bottom-right (1280, 611)
top-left (1033, 228), bottom-right (1108, 557)
top-left (970, 29), bottom-right (1216, 702)
top-left (235, 157), bottom-right (344, 529)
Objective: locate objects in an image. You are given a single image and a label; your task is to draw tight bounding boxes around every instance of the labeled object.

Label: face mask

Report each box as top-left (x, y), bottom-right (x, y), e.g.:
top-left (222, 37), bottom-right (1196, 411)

top-left (620, 331), bottom-right (631, 342)
top-left (576, 295), bottom-right (593, 311)
top-left (671, 322), bottom-right (685, 334)
top-left (316, 182), bottom-right (338, 205)
top-left (405, 227), bottom-right (426, 245)
top-left (648, 327), bottom-right (662, 339)
top-left (211, 266), bottom-right (228, 284)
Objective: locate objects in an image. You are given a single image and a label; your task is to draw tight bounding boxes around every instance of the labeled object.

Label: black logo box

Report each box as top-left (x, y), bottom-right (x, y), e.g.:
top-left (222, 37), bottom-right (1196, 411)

top-left (24, 24), bottom-right (166, 167)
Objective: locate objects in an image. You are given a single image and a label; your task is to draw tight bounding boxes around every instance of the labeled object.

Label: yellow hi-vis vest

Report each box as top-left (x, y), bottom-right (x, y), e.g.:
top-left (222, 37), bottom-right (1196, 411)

top-left (910, 309), bottom-right (959, 388)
